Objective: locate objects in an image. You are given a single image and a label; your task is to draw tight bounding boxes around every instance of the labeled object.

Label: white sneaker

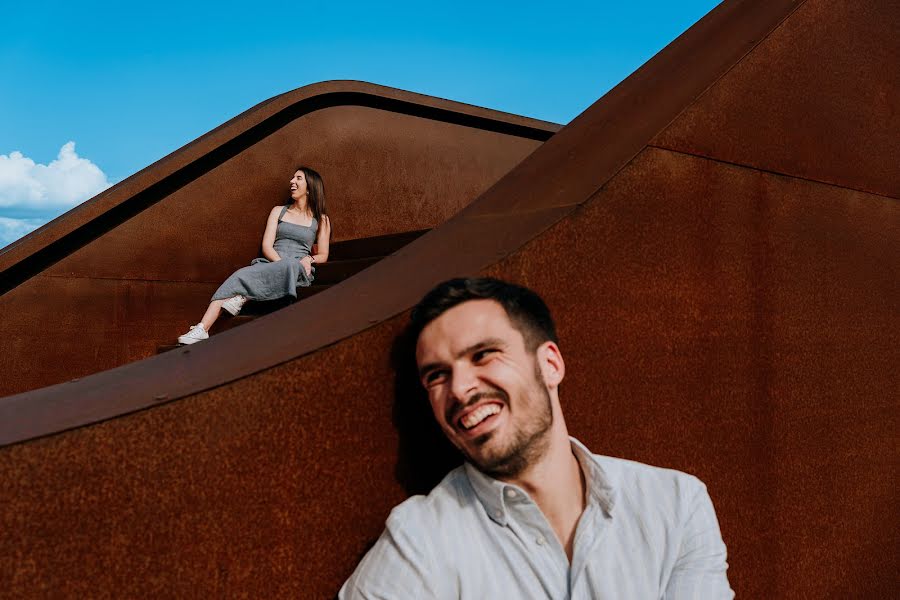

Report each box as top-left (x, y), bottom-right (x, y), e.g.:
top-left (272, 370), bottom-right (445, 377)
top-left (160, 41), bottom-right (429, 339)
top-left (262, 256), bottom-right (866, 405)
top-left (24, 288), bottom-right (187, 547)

top-left (221, 295), bottom-right (247, 316)
top-left (178, 324), bottom-right (209, 345)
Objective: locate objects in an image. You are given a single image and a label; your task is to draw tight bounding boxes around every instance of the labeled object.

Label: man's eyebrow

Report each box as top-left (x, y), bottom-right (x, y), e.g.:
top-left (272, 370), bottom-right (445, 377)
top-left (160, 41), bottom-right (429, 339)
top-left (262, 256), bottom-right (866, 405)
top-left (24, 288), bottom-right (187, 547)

top-left (458, 338), bottom-right (505, 359)
top-left (417, 338), bottom-right (506, 379)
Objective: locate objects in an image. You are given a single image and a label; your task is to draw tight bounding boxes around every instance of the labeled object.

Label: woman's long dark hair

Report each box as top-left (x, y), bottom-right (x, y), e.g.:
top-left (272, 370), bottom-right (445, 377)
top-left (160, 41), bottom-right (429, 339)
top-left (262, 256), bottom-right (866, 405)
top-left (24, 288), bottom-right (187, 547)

top-left (296, 166), bottom-right (326, 223)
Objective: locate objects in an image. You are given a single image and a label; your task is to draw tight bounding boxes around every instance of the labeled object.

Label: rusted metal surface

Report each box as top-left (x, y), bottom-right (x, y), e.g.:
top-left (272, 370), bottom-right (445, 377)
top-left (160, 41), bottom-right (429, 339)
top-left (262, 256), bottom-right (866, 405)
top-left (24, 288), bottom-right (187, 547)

top-left (0, 323), bottom-right (411, 599)
top-left (324, 228), bottom-right (428, 260)
top-left (653, 0), bottom-right (900, 199)
top-left (2, 0), bottom-right (898, 598)
top-left (0, 0), bottom-right (801, 440)
top-left (0, 87), bottom-right (556, 397)
top-left (489, 147), bottom-right (898, 598)
top-left (0, 83), bottom-right (556, 284)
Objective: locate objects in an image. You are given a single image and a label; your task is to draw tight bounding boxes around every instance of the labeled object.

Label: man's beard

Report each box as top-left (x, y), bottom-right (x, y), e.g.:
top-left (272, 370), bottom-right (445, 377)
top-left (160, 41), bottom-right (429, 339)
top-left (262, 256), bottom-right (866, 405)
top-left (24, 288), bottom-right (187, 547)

top-left (466, 361), bottom-right (554, 479)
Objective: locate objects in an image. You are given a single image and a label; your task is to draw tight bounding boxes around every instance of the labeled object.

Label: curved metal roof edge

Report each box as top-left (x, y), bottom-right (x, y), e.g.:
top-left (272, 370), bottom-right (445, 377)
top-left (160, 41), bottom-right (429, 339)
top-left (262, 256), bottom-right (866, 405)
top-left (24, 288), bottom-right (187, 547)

top-left (0, 80), bottom-right (560, 294)
top-left (0, 0), bottom-right (806, 447)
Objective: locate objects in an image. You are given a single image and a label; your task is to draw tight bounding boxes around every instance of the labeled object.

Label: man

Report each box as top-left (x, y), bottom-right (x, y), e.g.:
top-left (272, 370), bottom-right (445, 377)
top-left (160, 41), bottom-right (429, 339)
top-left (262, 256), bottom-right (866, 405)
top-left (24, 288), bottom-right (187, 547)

top-left (340, 278), bottom-right (733, 599)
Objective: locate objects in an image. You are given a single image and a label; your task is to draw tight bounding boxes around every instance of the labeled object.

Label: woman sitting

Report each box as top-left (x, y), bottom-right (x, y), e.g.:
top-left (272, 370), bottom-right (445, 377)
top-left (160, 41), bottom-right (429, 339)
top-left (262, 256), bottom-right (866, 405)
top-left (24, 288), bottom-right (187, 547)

top-left (178, 166), bottom-right (331, 344)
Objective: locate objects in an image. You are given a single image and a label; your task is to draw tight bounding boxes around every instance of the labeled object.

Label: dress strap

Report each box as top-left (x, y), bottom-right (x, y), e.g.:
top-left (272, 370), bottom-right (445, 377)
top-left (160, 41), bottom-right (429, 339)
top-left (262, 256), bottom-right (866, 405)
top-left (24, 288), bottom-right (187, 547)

top-left (277, 205), bottom-right (289, 222)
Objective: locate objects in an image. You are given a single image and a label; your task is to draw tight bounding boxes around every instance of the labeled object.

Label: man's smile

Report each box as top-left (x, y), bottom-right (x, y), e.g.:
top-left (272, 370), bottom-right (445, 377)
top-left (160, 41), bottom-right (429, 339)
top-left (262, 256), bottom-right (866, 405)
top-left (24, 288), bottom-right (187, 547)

top-left (456, 402), bottom-right (505, 438)
top-left (460, 403), bottom-right (501, 429)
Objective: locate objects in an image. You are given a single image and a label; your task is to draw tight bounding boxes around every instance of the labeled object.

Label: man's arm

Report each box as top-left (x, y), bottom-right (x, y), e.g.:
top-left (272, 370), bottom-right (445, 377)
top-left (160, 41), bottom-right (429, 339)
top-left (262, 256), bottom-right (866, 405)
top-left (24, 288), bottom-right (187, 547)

top-left (339, 509), bottom-right (440, 599)
top-left (663, 481), bottom-right (734, 599)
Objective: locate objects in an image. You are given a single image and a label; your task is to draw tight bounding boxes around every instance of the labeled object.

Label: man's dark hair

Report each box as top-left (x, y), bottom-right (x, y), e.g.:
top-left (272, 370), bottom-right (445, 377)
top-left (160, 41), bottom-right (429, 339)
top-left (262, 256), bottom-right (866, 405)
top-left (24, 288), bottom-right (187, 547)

top-left (409, 277), bottom-right (558, 351)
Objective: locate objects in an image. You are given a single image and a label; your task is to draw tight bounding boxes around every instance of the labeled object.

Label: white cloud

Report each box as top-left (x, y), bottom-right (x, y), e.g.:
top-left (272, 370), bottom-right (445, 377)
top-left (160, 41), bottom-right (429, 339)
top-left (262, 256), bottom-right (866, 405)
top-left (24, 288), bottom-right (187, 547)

top-left (0, 142), bottom-right (111, 249)
top-left (0, 142), bottom-right (111, 211)
top-left (0, 216), bottom-right (45, 248)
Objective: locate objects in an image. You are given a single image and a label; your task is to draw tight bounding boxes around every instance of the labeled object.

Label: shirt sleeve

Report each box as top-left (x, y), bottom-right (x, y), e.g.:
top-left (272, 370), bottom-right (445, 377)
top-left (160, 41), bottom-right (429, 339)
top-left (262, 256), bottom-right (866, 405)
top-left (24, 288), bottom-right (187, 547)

top-left (662, 480), bottom-right (735, 600)
top-left (338, 507), bottom-right (441, 600)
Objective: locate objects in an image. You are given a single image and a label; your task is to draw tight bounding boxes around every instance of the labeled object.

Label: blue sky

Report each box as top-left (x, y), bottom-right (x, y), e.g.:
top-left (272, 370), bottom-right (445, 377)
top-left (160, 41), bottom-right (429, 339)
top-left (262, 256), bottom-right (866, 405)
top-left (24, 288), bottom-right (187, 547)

top-left (0, 0), bottom-right (720, 247)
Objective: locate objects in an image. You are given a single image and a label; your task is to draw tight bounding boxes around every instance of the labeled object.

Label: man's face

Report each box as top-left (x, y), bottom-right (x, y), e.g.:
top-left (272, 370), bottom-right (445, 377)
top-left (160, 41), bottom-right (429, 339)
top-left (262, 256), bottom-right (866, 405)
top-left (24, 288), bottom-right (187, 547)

top-left (415, 300), bottom-right (555, 478)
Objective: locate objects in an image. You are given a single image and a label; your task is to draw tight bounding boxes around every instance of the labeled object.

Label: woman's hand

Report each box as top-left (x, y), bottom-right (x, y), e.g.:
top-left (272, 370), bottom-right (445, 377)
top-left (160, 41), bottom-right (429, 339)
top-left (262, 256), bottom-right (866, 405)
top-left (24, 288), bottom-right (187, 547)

top-left (300, 255), bottom-right (313, 277)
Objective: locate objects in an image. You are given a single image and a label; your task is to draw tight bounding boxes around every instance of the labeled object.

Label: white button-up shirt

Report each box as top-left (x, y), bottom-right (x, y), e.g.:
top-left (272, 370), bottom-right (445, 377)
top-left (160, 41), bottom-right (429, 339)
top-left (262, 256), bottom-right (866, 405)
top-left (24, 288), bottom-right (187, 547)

top-left (340, 438), bottom-right (733, 599)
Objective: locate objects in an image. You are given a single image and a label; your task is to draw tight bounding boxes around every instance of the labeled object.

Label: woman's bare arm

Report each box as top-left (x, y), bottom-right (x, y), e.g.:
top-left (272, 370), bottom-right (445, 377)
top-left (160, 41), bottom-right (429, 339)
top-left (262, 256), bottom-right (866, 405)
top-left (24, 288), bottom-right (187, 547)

top-left (261, 206), bottom-right (282, 262)
top-left (300, 215), bottom-right (330, 276)
top-left (310, 215), bottom-right (331, 264)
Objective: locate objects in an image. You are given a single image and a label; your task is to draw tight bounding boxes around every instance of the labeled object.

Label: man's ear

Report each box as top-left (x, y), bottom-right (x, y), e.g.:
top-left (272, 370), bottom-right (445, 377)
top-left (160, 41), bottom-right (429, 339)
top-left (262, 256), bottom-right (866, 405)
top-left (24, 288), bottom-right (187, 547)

top-left (537, 341), bottom-right (565, 388)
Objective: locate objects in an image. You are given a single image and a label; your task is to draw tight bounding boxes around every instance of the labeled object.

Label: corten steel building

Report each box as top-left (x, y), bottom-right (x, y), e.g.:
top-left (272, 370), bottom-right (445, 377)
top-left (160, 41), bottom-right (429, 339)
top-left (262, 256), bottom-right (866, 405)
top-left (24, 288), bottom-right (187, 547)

top-left (1, 1), bottom-right (897, 597)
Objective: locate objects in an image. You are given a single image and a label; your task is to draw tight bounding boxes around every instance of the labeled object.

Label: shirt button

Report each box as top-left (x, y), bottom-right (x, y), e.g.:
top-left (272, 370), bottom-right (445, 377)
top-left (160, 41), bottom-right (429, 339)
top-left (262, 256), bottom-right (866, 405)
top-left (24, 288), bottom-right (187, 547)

top-left (505, 488), bottom-right (517, 499)
top-left (535, 536), bottom-right (546, 546)
top-left (494, 511), bottom-right (503, 519)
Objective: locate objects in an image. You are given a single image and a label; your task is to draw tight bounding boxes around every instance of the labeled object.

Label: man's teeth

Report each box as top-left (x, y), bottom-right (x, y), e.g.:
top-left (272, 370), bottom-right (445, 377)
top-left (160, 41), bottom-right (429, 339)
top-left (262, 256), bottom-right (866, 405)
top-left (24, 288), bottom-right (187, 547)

top-left (461, 404), bottom-right (501, 430)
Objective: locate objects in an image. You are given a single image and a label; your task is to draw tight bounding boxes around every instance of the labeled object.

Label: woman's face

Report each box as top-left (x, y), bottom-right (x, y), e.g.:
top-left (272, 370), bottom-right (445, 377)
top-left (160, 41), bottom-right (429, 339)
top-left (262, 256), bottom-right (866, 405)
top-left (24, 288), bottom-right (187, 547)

top-left (289, 170), bottom-right (308, 201)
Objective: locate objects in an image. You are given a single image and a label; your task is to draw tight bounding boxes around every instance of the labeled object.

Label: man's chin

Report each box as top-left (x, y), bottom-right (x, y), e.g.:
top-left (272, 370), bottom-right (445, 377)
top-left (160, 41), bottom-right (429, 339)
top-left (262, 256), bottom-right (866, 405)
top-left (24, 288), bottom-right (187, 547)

top-left (472, 429), bottom-right (497, 447)
top-left (465, 439), bottom-right (523, 477)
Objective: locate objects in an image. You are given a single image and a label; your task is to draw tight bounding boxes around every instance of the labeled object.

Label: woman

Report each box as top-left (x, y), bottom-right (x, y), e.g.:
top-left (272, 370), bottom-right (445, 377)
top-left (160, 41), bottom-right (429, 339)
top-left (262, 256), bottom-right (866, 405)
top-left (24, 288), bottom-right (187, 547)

top-left (178, 166), bottom-right (331, 344)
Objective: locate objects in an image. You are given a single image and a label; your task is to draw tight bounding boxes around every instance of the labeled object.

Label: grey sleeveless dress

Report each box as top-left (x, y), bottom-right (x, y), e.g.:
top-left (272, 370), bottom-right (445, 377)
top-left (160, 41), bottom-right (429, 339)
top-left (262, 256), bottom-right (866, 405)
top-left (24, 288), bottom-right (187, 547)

top-left (212, 205), bottom-right (318, 301)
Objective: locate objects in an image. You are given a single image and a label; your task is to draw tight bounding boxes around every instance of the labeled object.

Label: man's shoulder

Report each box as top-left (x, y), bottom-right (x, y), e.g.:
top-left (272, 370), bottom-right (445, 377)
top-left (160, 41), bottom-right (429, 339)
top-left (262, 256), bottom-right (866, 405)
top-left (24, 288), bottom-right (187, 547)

top-left (595, 453), bottom-right (705, 488)
top-left (589, 452), bottom-right (710, 520)
top-left (339, 468), bottom-right (474, 598)
top-left (385, 466), bottom-right (475, 530)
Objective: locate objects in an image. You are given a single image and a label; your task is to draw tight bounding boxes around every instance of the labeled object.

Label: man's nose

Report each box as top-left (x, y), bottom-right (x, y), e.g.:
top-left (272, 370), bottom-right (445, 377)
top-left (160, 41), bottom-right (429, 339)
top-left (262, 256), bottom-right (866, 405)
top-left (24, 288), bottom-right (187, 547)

top-left (449, 363), bottom-right (479, 405)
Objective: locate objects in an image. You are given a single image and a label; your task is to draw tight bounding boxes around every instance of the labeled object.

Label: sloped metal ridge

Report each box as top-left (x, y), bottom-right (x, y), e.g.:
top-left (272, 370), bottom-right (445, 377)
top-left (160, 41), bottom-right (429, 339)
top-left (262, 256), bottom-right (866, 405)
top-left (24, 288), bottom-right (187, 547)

top-left (0, 0), bottom-right (805, 446)
top-left (0, 81), bottom-right (558, 295)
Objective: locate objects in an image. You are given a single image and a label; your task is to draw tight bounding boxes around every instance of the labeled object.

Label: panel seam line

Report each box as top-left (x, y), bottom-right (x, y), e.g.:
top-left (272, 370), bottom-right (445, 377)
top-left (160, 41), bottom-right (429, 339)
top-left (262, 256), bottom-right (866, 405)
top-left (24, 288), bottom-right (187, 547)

top-left (647, 145), bottom-right (898, 201)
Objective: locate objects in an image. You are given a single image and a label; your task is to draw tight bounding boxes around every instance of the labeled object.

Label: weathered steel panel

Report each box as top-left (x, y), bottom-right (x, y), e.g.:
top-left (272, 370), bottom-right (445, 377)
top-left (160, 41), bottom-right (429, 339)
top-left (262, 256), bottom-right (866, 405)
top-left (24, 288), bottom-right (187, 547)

top-left (0, 322), bottom-right (408, 598)
top-left (1, 1), bottom-right (897, 598)
top-left (0, 92), bottom-right (554, 397)
top-left (490, 147), bottom-right (898, 598)
top-left (47, 105), bottom-right (546, 282)
top-left (654, 0), bottom-right (900, 198)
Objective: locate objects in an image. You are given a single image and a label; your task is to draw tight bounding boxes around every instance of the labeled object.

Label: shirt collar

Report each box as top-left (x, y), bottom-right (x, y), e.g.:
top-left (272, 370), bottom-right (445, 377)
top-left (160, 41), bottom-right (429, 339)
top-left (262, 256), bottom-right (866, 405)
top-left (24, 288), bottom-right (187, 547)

top-left (464, 437), bottom-right (616, 526)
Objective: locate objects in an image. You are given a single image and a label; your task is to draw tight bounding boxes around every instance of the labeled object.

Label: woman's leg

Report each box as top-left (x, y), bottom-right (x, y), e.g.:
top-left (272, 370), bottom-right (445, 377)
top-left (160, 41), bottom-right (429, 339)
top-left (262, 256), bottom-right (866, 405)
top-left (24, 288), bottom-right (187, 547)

top-left (200, 299), bottom-right (226, 331)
